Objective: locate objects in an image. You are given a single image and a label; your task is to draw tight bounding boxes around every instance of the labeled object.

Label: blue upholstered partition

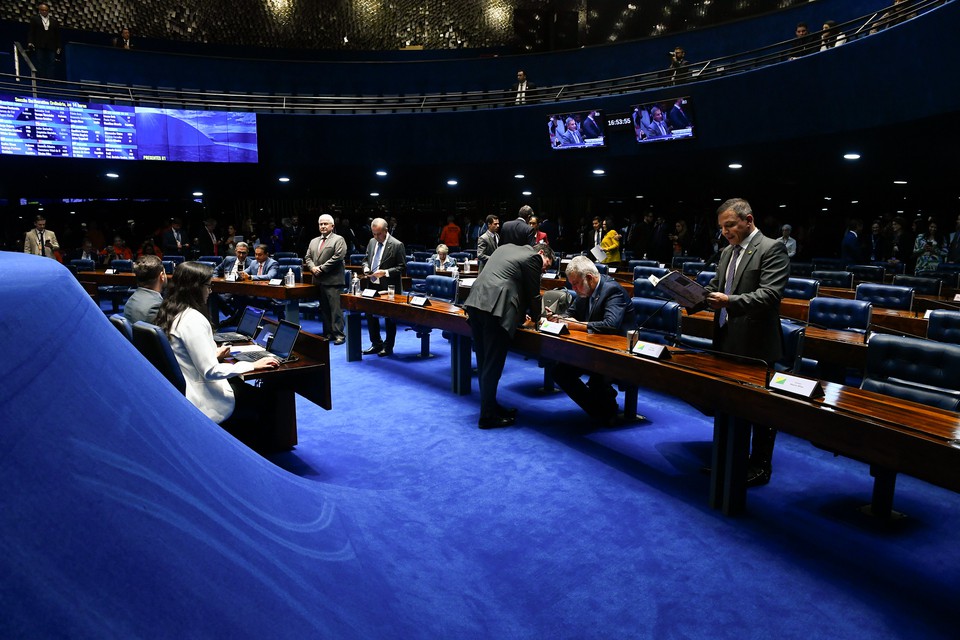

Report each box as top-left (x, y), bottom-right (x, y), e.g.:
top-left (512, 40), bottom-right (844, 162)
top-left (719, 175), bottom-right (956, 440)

top-left (0, 252), bottom-right (395, 636)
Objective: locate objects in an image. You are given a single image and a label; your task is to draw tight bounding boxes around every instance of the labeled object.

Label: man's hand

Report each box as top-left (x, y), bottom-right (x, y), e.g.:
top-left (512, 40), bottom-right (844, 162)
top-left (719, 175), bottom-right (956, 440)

top-left (706, 292), bottom-right (729, 309)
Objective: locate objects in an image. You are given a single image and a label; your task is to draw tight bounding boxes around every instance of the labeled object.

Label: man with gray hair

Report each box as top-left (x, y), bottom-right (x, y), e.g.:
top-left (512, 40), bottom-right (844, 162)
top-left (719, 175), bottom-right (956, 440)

top-left (361, 217), bottom-right (406, 356)
top-left (546, 255), bottom-right (635, 424)
top-left (305, 214), bottom-right (347, 345)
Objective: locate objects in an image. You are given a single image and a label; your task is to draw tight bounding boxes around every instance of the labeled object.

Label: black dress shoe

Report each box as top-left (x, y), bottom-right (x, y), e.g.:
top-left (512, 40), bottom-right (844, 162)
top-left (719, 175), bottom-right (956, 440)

top-left (746, 465), bottom-right (772, 488)
top-left (478, 416), bottom-right (515, 429)
top-left (377, 348), bottom-right (392, 357)
top-left (362, 345), bottom-right (381, 355)
top-left (333, 336), bottom-right (345, 345)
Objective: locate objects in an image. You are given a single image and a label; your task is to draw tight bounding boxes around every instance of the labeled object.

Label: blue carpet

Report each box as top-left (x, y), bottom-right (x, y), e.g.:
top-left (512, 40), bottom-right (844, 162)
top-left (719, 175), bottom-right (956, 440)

top-left (3, 252), bottom-right (957, 638)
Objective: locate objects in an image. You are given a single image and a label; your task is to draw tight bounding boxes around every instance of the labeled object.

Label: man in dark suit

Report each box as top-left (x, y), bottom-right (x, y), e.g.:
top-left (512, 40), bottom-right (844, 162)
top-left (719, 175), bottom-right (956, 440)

top-left (580, 110), bottom-right (603, 140)
top-left (668, 98), bottom-right (692, 129)
top-left (304, 214), bottom-right (347, 344)
top-left (500, 205), bottom-right (535, 247)
top-left (706, 198), bottom-right (790, 487)
top-left (512, 70), bottom-right (535, 104)
top-left (243, 245), bottom-right (279, 281)
top-left (464, 242), bottom-right (555, 429)
top-left (361, 217), bottom-right (406, 356)
top-left (197, 218), bottom-right (220, 257)
top-left (476, 215), bottom-right (500, 272)
top-left (547, 256), bottom-right (635, 424)
top-left (840, 219), bottom-right (863, 264)
top-left (160, 218), bottom-right (189, 257)
top-left (123, 255), bottom-right (165, 324)
top-left (27, 3), bottom-right (61, 79)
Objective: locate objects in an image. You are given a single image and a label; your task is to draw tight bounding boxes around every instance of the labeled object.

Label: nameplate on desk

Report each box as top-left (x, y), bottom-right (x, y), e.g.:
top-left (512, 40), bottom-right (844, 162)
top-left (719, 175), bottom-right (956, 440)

top-left (361, 288), bottom-right (380, 298)
top-left (409, 295), bottom-right (431, 307)
top-left (767, 373), bottom-right (824, 399)
top-left (924, 309), bottom-right (934, 319)
top-left (630, 340), bottom-right (670, 359)
top-left (542, 272), bottom-right (558, 279)
top-left (538, 320), bottom-right (569, 335)
top-left (104, 268), bottom-right (115, 274)
top-left (268, 278), bottom-right (283, 286)
top-left (607, 268), bottom-right (617, 274)
top-left (954, 293), bottom-right (960, 302)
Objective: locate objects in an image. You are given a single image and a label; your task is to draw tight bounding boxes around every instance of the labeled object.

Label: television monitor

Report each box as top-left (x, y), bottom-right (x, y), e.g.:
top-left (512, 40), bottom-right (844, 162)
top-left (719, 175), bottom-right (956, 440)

top-left (548, 109), bottom-right (605, 150)
top-left (631, 97), bottom-right (694, 144)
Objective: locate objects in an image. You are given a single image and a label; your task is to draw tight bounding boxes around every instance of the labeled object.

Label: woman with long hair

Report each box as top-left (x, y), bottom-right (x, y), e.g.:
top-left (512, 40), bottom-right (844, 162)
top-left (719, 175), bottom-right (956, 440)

top-left (599, 217), bottom-right (621, 264)
top-left (155, 261), bottom-right (278, 445)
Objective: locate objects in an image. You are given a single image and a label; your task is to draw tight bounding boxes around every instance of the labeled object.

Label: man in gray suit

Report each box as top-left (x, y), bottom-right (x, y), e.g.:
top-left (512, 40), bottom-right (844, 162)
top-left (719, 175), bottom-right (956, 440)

top-left (124, 255), bottom-right (165, 324)
top-left (305, 214), bottom-right (347, 345)
top-left (706, 197), bottom-right (789, 487)
top-left (362, 217), bottom-right (406, 356)
top-left (476, 215), bottom-right (500, 272)
top-left (464, 242), bottom-right (555, 429)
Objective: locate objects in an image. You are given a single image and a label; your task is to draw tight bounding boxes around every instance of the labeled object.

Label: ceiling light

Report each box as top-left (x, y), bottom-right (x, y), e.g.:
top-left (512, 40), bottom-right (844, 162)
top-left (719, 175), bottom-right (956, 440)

top-left (728, 163), bottom-right (742, 169)
top-left (592, 169), bottom-right (605, 175)
top-left (843, 153), bottom-right (861, 160)
top-left (278, 177), bottom-right (290, 183)
top-left (192, 191), bottom-right (203, 197)
top-left (779, 204), bottom-right (786, 208)
top-left (514, 174), bottom-right (525, 179)
top-left (105, 172), bottom-right (119, 178)
top-left (522, 191), bottom-right (532, 196)
top-left (893, 180), bottom-right (908, 185)
top-left (376, 170), bottom-right (387, 176)
top-left (370, 192), bottom-right (380, 197)
top-left (447, 180), bottom-right (458, 186)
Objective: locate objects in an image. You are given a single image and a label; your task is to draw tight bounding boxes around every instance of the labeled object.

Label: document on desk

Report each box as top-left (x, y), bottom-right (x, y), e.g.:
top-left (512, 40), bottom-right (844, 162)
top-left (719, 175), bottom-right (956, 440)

top-left (229, 345), bottom-right (265, 354)
top-left (459, 278), bottom-right (477, 287)
top-left (649, 271), bottom-right (708, 312)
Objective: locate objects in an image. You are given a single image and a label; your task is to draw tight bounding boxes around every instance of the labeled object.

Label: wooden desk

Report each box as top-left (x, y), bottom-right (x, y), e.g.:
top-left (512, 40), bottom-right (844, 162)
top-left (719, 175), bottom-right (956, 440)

top-left (231, 320), bottom-right (331, 450)
top-left (340, 292), bottom-right (960, 517)
top-left (779, 298), bottom-right (928, 337)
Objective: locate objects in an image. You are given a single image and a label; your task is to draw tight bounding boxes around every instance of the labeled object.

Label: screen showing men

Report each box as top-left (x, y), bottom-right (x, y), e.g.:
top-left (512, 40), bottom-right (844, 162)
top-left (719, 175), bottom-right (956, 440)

top-left (631, 97), bottom-right (694, 144)
top-left (0, 94), bottom-right (258, 162)
top-left (548, 109), bottom-right (605, 150)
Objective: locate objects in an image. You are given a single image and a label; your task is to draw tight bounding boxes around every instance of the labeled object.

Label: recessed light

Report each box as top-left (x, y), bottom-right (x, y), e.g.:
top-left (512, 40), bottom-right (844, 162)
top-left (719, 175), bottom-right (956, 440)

top-left (106, 172), bottom-right (119, 178)
top-left (843, 153), bottom-right (861, 160)
top-left (514, 174), bottom-right (525, 179)
top-left (447, 180), bottom-right (458, 186)
top-left (822, 208), bottom-right (829, 211)
top-left (278, 177), bottom-right (290, 183)
top-left (779, 204), bottom-right (786, 208)
top-left (728, 163), bottom-right (742, 169)
top-left (370, 192), bottom-right (380, 197)
top-left (522, 191), bottom-right (532, 196)
top-left (376, 170), bottom-right (388, 177)
top-left (851, 200), bottom-right (859, 204)
top-left (192, 191), bottom-right (203, 197)
top-left (636, 195), bottom-right (644, 199)
top-left (592, 169), bottom-right (605, 175)
top-left (893, 180), bottom-right (908, 185)
top-left (824, 197), bottom-right (831, 200)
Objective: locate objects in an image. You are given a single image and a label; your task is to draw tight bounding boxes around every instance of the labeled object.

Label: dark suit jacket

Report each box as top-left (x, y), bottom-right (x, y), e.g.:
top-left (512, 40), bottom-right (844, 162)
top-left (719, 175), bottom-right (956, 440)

top-left (123, 288), bottom-right (162, 324)
top-left (362, 234), bottom-right (406, 292)
top-left (245, 257), bottom-right (279, 281)
top-left (706, 231), bottom-right (789, 364)
top-left (465, 244), bottom-right (544, 337)
top-left (28, 15), bottom-right (60, 51)
top-left (197, 228), bottom-right (219, 256)
top-left (500, 217), bottom-right (535, 247)
top-left (841, 230), bottom-right (862, 264)
top-left (564, 275), bottom-right (635, 335)
top-left (217, 256), bottom-right (255, 277)
top-left (668, 104), bottom-right (691, 129)
top-left (160, 228), bottom-right (186, 256)
top-left (304, 232), bottom-right (347, 286)
top-left (580, 116), bottom-right (603, 139)
top-left (477, 230), bottom-right (498, 270)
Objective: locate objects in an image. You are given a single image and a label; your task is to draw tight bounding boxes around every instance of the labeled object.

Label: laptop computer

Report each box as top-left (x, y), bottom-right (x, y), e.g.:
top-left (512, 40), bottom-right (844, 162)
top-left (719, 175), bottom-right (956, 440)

top-left (232, 319), bottom-right (301, 364)
top-left (214, 306), bottom-right (265, 343)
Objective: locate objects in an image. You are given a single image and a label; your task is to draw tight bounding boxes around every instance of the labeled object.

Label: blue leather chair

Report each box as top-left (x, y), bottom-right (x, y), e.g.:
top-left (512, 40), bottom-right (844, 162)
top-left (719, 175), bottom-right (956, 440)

top-left (405, 261), bottom-right (435, 293)
top-left (813, 258), bottom-right (845, 271)
top-left (681, 261), bottom-right (707, 276)
top-left (811, 270), bottom-right (854, 289)
top-left (935, 263), bottom-right (960, 288)
top-left (197, 260), bottom-right (221, 271)
top-left (412, 251), bottom-right (433, 262)
top-left (111, 259), bottom-right (134, 273)
top-left (845, 264), bottom-right (885, 283)
top-left (70, 258), bottom-right (96, 272)
top-left (671, 256), bottom-right (702, 269)
top-left (927, 310), bottom-right (960, 344)
top-left (808, 297), bottom-right (872, 332)
top-left (874, 260), bottom-right (904, 275)
top-left (198, 255), bottom-right (222, 267)
top-left (784, 277), bottom-right (820, 300)
top-left (423, 275), bottom-right (458, 303)
top-left (776, 319), bottom-right (806, 373)
top-left (273, 252), bottom-right (298, 259)
top-left (164, 255), bottom-right (185, 265)
top-left (631, 297), bottom-right (681, 344)
top-left (109, 314), bottom-right (134, 342)
top-left (132, 321), bottom-right (187, 395)
top-left (449, 252), bottom-right (470, 262)
top-left (161, 260), bottom-right (175, 275)
top-left (100, 259), bottom-right (135, 313)
top-left (696, 271), bottom-right (716, 288)
top-left (632, 278), bottom-right (672, 301)
top-left (277, 257), bottom-right (303, 267)
top-left (633, 266), bottom-right (669, 281)
top-left (892, 274), bottom-right (941, 296)
top-left (855, 283), bottom-right (914, 311)
top-left (789, 262), bottom-right (814, 277)
top-left (349, 253), bottom-right (366, 266)
top-left (593, 263), bottom-right (609, 275)
top-left (628, 259), bottom-right (659, 269)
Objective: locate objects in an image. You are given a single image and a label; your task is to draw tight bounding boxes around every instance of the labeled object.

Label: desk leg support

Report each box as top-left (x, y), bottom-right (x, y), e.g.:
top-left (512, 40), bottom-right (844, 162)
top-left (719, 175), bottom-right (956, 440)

top-left (710, 412), bottom-right (749, 516)
top-left (345, 311), bottom-right (362, 362)
top-left (862, 465), bottom-right (904, 520)
top-left (450, 334), bottom-right (472, 396)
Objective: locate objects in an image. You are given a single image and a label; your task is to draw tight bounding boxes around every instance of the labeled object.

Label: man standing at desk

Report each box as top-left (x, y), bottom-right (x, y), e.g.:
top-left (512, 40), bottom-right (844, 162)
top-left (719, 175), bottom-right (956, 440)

top-left (500, 205), bottom-right (536, 247)
top-left (362, 217), bottom-right (406, 357)
top-left (465, 242), bottom-right (554, 429)
top-left (305, 214), bottom-right (347, 345)
top-left (23, 215), bottom-right (59, 258)
top-left (476, 215), bottom-right (500, 272)
top-left (706, 198), bottom-right (789, 487)
top-left (547, 256), bottom-right (635, 424)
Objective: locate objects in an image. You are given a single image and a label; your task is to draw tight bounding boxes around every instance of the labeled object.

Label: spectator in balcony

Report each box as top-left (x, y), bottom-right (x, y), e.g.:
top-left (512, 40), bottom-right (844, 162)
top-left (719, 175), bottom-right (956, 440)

top-left (788, 22), bottom-right (816, 59)
top-left (599, 218), bottom-right (621, 265)
top-left (27, 3), bottom-right (61, 79)
top-left (529, 216), bottom-right (548, 245)
top-left (113, 27), bottom-right (133, 49)
top-left (669, 46), bottom-right (690, 83)
top-left (866, 221), bottom-right (884, 261)
top-left (884, 216), bottom-right (908, 271)
top-left (820, 20), bottom-right (846, 50)
top-left (512, 70), bottom-right (535, 105)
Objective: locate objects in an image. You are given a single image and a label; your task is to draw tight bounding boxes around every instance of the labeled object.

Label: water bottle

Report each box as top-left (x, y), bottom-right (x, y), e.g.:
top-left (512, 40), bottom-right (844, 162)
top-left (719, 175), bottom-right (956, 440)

top-left (284, 268), bottom-right (295, 287)
top-left (351, 272), bottom-right (360, 294)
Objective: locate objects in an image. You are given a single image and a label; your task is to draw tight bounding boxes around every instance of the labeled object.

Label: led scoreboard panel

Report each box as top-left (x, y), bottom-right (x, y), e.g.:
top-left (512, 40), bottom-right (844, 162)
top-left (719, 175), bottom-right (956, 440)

top-left (0, 94), bottom-right (258, 162)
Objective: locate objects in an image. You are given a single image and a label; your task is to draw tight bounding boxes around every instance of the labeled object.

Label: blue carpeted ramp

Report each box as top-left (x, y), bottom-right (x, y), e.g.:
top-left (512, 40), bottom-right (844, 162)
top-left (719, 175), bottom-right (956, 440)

top-left (0, 253), bottom-right (395, 637)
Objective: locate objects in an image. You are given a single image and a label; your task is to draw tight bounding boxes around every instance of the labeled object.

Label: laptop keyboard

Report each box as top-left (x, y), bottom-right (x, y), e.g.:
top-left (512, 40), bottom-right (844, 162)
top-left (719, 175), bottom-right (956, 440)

top-left (214, 331), bottom-right (247, 342)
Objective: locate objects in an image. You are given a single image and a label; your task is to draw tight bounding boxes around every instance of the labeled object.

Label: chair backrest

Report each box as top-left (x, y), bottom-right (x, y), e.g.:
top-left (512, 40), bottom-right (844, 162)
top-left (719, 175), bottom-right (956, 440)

top-left (789, 262), bottom-right (814, 277)
top-left (132, 321), bottom-right (187, 395)
top-left (424, 275), bottom-right (458, 302)
top-left (273, 252), bottom-right (298, 259)
top-left (860, 333), bottom-right (960, 411)
top-left (628, 259), bottom-right (659, 269)
top-left (935, 264), bottom-right (960, 288)
top-left (165, 255), bottom-right (185, 265)
top-left (70, 258), bottom-right (96, 271)
top-left (777, 319), bottom-right (806, 373)
top-left (449, 252), bottom-right (470, 262)
top-left (892, 274), bottom-right (941, 296)
top-left (109, 313), bottom-right (134, 342)
top-left (111, 259), bottom-right (134, 273)
top-left (412, 251), bottom-right (433, 262)
top-left (161, 260), bottom-right (175, 275)
top-left (855, 283), bottom-right (914, 311)
top-left (811, 270), bottom-right (854, 289)
top-left (633, 266), bottom-right (669, 281)
top-left (198, 255), bottom-right (222, 266)
top-left (927, 309), bottom-right (960, 344)
top-left (631, 297), bottom-right (681, 344)
top-left (277, 257), bottom-right (302, 267)
top-left (845, 264), bottom-right (885, 283)
top-left (784, 277), bottom-right (820, 300)
top-left (280, 265), bottom-right (303, 283)
top-left (197, 260), bottom-right (221, 272)
top-left (593, 262), bottom-right (609, 275)
top-left (808, 297), bottom-right (872, 331)
top-left (671, 256), bottom-right (702, 269)
top-left (681, 261), bottom-right (706, 276)
top-left (696, 271), bottom-right (716, 288)
top-left (349, 253), bottom-right (366, 266)
top-left (812, 258), bottom-right (845, 271)
top-left (406, 261), bottom-right (436, 292)
top-left (875, 260), bottom-right (904, 275)
top-left (632, 278), bottom-right (672, 301)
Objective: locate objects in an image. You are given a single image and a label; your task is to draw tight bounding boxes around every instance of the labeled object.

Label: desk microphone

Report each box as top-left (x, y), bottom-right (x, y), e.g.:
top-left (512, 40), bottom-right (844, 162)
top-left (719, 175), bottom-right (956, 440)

top-left (668, 341), bottom-right (774, 386)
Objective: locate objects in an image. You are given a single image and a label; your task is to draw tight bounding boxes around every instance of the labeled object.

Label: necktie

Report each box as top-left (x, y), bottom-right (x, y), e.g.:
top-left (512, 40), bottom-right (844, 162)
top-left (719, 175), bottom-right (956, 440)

top-left (318, 235), bottom-right (327, 251)
top-left (38, 232), bottom-right (44, 256)
top-left (718, 245), bottom-right (742, 327)
top-left (258, 262), bottom-right (263, 276)
top-left (494, 234), bottom-right (499, 248)
top-left (371, 242), bottom-right (383, 272)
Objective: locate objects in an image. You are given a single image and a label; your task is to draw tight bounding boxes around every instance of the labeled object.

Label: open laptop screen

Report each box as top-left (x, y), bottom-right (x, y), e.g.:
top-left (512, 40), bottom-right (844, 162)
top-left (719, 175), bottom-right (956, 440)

top-left (268, 320), bottom-right (300, 359)
top-left (236, 306), bottom-right (265, 338)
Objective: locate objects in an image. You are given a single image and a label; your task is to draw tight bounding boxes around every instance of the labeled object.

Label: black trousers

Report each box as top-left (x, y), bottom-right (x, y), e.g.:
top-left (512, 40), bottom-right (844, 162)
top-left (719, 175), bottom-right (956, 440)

top-left (553, 364), bottom-right (618, 420)
top-left (317, 284), bottom-right (344, 339)
top-left (366, 314), bottom-right (397, 349)
top-left (467, 308), bottom-right (510, 421)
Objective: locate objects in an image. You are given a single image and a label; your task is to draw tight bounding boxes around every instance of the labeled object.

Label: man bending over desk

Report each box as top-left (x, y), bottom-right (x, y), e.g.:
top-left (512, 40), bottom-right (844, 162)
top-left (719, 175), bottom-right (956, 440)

top-left (547, 256), bottom-right (635, 425)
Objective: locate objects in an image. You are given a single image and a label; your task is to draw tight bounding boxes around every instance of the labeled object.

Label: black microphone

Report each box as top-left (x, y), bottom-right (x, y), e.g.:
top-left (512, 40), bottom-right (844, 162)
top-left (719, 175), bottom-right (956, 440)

top-left (667, 340), bottom-right (775, 386)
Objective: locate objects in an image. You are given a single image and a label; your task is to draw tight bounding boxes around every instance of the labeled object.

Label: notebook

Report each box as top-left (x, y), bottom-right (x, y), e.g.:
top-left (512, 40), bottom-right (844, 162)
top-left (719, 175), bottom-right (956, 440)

top-left (213, 306), bottom-right (265, 343)
top-left (232, 320), bottom-right (300, 363)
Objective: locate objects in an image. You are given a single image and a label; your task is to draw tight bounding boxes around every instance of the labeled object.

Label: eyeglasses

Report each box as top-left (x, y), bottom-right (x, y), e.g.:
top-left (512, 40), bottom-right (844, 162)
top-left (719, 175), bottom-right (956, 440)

top-left (205, 284), bottom-right (213, 291)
